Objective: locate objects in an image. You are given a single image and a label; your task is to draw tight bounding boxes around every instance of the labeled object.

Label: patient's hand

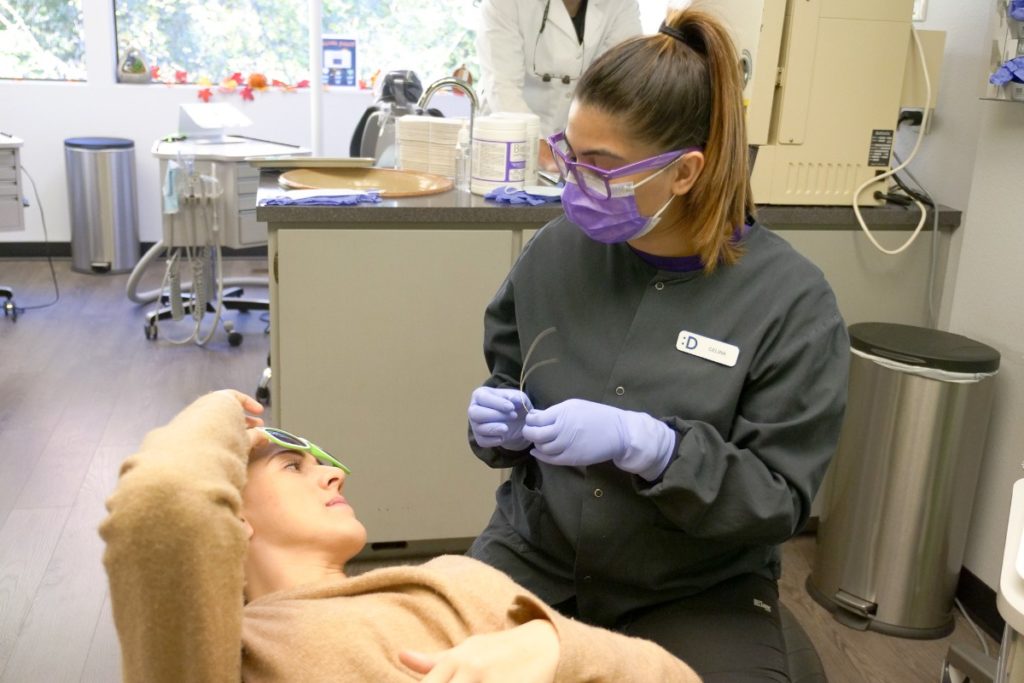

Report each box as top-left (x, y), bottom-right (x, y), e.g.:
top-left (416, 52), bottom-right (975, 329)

top-left (216, 389), bottom-right (265, 426)
top-left (198, 390), bottom-right (268, 451)
top-left (399, 619), bottom-right (559, 682)
top-left (206, 390), bottom-right (267, 448)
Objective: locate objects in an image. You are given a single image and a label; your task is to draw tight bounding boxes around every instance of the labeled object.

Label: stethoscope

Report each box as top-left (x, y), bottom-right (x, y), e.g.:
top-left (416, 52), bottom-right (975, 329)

top-left (532, 0), bottom-right (584, 85)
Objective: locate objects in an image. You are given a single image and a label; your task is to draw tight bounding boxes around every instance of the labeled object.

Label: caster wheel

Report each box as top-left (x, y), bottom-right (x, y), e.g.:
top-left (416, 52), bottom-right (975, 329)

top-left (228, 331), bottom-right (243, 347)
top-left (255, 385), bottom-right (270, 405)
top-left (940, 660), bottom-right (967, 683)
top-left (6, 302), bottom-right (16, 323)
top-left (144, 322), bottom-right (157, 340)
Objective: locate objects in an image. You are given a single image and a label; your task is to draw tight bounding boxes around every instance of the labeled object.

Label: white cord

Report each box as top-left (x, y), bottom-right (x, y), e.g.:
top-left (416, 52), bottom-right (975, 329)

top-left (853, 27), bottom-right (932, 256)
top-left (15, 165), bottom-right (60, 310)
top-left (161, 194), bottom-right (204, 345)
top-left (126, 238), bottom-right (266, 304)
top-left (153, 245), bottom-right (201, 345)
top-left (955, 597), bottom-right (991, 657)
top-left (195, 182), bottom-right (225, 346)
top-left (153, 173), bottom-right (232, 346)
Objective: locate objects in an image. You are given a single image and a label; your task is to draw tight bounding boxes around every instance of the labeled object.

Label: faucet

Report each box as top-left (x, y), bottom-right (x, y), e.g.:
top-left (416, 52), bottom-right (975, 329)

top-left (417, 77), bottom-right (479, 143)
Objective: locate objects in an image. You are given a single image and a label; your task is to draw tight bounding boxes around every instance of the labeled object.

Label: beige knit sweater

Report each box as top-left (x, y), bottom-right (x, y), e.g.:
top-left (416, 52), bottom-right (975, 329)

top-left (100, 392), bottom-right (701, 682)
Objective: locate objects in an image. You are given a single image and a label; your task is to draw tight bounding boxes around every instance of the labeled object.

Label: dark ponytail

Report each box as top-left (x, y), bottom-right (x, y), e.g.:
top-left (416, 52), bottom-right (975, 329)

top-left (575, 7), bottom-right (753, 273)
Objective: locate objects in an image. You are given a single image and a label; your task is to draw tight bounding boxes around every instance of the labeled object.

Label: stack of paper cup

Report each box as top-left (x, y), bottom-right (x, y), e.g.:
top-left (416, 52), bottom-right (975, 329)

top-left (471, 115), bottom-right (528, 196)
top-left (396, 115), bottom-right (432, 172)
top-left (428, 118), bottom-right (464, 177)
top-left (397, 115), bottom-right (468, 178)
top-left (492, 112), bottom-right (540, 186)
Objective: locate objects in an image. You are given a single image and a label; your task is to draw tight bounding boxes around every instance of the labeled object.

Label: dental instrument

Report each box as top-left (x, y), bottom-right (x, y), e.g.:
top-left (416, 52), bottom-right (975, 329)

top-left (519, 325), bottom-right (559, 397)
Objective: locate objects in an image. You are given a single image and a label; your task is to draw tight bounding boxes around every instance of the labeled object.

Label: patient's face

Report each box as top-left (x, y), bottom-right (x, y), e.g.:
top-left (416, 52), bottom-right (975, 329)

top-left (243, 447), bottom-right (367, 563)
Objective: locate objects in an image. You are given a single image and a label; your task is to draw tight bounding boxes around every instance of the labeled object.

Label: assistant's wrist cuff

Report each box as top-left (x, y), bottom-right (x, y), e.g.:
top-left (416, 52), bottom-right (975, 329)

top-left (615, 412), bottom-right (676, 481)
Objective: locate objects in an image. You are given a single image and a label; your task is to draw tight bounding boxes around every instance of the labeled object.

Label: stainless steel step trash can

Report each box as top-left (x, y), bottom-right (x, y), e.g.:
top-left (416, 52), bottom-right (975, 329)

top-left (808, 322), bottom-right (1000, 639)
top-left (65, 137), bottom-right (139, 274)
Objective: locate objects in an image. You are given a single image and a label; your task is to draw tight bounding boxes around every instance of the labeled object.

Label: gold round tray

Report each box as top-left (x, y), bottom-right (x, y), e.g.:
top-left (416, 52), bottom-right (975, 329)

top-left (278, 167), bottom-right (453, 198)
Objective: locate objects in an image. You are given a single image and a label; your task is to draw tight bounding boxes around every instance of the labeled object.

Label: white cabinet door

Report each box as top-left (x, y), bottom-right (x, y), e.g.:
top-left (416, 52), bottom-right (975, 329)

top-left (274, 228), bottom-right (516, 545)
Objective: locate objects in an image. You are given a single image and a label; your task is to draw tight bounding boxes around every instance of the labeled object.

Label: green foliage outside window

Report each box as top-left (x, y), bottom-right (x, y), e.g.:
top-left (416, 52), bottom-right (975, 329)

top-left (113, 0), bottom-right (479, 87)
top-left (0, 0), bottom-right (86, 80)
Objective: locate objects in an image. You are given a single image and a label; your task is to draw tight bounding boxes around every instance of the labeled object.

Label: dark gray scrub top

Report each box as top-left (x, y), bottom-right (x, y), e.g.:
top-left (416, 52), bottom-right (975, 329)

top-left (468, 216), bottom-right (850, 627)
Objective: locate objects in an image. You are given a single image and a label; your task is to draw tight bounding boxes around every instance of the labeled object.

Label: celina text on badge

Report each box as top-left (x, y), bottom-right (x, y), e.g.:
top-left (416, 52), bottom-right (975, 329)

top-left (675, 331), bottom-right (740, 368)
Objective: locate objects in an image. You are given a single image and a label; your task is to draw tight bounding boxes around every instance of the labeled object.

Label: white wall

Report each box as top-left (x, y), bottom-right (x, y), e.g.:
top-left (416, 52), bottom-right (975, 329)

top-left (895, 0), bottom-right (1024, 591)
top-left (897, 1), bottom-right (993, 328)
top-left (0, 83), bottom-right (471, 245)
top-left (950, 99), bottom-right (1024, 587)
top-left (905, 2), bottom-right (991, 212)
top-left (0, 1), bottom-right (469, 245)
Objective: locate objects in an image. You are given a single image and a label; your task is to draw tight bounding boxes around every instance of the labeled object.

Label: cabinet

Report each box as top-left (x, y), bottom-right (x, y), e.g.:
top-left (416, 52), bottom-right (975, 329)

top-left (0, 136), bottom-right (24, 232)
top-left (152, 138), bottom-right (301, 249)
top-left (269, 226), bottom-right (522, 551)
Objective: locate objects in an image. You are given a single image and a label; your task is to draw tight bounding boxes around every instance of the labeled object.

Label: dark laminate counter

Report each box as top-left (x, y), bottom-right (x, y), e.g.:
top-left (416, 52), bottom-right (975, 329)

top-left (256, 171), bottom-right (962, 231)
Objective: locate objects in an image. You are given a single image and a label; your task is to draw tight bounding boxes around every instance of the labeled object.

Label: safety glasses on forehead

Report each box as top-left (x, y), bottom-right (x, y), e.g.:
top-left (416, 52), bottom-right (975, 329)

top-left (532, 0), bottom-right (584, 85)
top-left (546, 131), bottom-right (701, 201)
top-left (258, 427), bottom-right (351, 473)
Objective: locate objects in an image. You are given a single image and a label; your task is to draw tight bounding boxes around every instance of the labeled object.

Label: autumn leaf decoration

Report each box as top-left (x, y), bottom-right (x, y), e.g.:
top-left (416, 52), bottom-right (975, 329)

top-left (146, 66), bottom-right (309, 101)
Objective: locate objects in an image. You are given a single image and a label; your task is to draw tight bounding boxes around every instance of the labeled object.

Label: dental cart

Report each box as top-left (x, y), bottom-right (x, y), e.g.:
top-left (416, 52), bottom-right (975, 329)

top-left (132, 135), bottom-right (306, 346)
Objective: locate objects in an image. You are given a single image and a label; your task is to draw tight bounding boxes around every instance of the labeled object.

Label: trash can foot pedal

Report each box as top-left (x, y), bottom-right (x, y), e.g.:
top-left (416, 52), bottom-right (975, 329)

top-left (833, 589), bottom-right (877, 617)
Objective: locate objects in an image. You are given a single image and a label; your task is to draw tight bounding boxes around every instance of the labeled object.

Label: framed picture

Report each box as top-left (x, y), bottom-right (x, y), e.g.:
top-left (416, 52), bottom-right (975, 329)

top-left (323, 36), bottom-right (357, 87)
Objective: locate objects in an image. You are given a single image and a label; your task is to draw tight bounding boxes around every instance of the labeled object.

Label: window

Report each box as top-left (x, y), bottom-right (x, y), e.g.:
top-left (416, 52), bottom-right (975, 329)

top-left (0, 0), bottom-right (86, 81)
top-left (112, 0), bottom-right (478, 87)
top-left (324, 1), bottom-right (478, 86)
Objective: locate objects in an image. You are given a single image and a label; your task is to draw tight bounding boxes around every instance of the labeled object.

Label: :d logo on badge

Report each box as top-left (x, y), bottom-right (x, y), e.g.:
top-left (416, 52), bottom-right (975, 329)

top-left (676, 331), bottom-right (740, 368)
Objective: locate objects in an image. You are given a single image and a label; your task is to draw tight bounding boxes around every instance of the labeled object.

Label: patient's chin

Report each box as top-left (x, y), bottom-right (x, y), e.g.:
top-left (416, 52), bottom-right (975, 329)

top-left (332, 520), bottom-right (368, 564)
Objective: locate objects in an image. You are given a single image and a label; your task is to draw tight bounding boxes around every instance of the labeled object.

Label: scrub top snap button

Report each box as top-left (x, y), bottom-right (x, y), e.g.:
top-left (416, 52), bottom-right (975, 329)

top-left (593, 488), bottom-right (604, 498)
top-left (615, 386), bottom-right (625, 396)
top-left (654, 282), bottom-right (665, 291)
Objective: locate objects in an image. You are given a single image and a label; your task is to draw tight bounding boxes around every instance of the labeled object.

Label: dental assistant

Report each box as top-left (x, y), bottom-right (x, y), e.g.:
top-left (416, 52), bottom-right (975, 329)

top-left (466, 8), bottom-right (849, 682)
top-left (475, 0), bottom-right (642, 141)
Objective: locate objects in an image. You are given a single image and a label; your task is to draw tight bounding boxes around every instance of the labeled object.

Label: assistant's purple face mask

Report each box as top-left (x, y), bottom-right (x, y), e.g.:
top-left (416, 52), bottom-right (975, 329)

top-left (548, 131), bottom-right (701, 244)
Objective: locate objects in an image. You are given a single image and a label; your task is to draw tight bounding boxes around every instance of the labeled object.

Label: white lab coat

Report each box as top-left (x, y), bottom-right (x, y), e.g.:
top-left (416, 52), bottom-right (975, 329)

top-left (476, 0), bottom-right (642, 137)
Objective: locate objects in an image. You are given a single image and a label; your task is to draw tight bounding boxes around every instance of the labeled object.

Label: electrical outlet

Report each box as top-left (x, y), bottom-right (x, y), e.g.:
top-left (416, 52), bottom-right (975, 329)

top-left (899, 108), bottom-right (925, 127)
top-left (913, 0), bottom-right (927, 22)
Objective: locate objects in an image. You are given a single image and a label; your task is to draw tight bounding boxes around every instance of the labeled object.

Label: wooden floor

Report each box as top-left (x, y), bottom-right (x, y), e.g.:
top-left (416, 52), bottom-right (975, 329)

top-left (0, 258), bottom-right (998, 682)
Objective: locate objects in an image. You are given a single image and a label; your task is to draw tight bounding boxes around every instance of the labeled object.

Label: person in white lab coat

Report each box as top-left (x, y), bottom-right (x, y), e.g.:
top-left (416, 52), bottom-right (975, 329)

top-left (476, 0), bottom-right (642, 169)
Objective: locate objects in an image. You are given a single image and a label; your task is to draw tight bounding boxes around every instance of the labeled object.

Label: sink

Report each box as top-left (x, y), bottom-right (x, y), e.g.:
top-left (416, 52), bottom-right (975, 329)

top-left (278, 167), bottom-right (453, 198)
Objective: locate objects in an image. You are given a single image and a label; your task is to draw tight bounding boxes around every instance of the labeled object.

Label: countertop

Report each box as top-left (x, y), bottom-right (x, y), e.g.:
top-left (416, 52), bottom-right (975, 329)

top-left (256, 170), bottom-right (962, 231)
top-left (153, 136), bottom-right (305, 161)
top-left (0, 133), bottom-right (23, 149)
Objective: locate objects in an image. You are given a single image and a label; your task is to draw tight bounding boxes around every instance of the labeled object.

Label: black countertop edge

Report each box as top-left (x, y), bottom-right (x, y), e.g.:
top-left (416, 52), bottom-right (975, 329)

top-left (757, 204), bottom-right (961, 230)
top-left (256, 172), bottom-right (961, 231)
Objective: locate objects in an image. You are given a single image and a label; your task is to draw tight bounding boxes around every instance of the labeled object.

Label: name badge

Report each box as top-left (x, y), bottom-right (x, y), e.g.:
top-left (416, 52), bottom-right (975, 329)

top-left (676, 331), bottom-right (740, 367)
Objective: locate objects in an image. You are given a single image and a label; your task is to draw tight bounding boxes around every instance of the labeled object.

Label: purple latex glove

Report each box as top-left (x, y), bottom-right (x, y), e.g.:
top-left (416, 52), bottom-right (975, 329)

top-left (991, 57), bottom-right (1024, 86)
top-left (468, 387), bottom-right (534, 450)
top-left (522, 399), bottom-right (676, 481)
top-left (1011, 0), bottom-right (1024, 21)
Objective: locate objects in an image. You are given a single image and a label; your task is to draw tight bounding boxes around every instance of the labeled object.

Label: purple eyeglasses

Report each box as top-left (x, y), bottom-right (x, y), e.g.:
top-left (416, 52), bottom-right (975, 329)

top-left (546, 131), bottom-right (702, 201)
